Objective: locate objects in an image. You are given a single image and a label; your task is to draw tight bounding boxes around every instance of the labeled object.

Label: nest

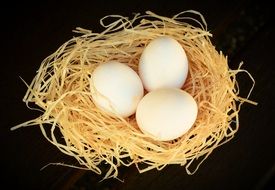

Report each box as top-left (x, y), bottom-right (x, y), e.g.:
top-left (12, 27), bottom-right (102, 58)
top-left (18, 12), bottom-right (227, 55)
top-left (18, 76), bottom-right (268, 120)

top-left (12, 11), bottom-right (256, 179)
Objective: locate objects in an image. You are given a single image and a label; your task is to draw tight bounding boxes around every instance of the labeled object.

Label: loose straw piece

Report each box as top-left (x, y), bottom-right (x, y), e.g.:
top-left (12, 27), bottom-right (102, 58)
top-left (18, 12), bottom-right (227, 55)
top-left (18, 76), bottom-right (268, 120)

top-left (11, 11), bottom-right (256, 179)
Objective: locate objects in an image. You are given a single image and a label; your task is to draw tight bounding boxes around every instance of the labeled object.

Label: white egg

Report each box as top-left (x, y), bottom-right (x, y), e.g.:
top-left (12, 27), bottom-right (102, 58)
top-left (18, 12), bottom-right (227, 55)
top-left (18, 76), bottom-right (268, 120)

top-left (90, 61), bottom-right (144, 118)
top-left (136, 88), bottom-right (198, 141)
top-left (139, 36), bottom-right (189, 91)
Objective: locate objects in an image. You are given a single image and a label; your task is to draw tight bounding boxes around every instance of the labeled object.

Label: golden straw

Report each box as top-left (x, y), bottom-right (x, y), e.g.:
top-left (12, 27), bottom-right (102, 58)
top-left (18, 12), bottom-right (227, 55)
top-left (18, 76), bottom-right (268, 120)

top-left (12, 10), bottom-right (256, 179)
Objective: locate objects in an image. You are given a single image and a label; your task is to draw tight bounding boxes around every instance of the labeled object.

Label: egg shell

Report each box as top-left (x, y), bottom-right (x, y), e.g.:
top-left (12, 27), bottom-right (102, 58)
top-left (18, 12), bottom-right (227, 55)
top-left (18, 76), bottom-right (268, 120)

top-left (136, 88), bottom-right (198, 141)
top-left (90, 61), bottom-right (144, 118)
top-left (139, 36), bottom-right (189, 91)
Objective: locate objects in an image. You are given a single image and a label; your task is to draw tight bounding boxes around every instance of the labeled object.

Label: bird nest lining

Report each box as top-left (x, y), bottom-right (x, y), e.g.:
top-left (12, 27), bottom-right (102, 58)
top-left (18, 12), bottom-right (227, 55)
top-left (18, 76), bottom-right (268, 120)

top-left (12, 11), bottom-right (255, 179)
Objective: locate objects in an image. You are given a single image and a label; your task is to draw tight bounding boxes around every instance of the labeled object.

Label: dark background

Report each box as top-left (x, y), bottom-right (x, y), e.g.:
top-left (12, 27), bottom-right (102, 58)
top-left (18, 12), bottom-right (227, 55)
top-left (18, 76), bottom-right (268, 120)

top-left (2, 0), bottom-right (274, 189)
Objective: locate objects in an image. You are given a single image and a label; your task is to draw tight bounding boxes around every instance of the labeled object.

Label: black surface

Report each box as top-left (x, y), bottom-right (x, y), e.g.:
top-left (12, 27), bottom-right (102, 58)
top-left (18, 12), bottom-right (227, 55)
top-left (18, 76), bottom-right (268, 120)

top-left (2, 0), bottom-right (274, 189)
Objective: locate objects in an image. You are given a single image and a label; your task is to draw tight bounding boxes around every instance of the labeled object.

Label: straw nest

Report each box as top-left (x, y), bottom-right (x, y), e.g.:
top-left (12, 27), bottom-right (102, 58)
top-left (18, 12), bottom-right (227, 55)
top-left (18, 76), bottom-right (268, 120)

top-left (12, 11), bottom-right (256, 179)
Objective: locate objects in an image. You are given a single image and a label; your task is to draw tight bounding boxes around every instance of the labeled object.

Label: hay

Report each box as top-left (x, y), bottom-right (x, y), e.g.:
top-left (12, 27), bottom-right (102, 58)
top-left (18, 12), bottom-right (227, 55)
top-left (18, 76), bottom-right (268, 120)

top-left (11, 10), bottom-right (256, 179)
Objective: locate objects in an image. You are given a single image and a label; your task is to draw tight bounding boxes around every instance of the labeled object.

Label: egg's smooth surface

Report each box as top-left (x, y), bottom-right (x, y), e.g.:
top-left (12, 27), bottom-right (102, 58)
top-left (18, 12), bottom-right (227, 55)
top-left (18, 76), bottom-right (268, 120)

top-left (90, 61), bottom-right (144, 118)
top-left (139, 36), bottom-right (189, 91)
top-left (136, 88), bottom-right (198, 141)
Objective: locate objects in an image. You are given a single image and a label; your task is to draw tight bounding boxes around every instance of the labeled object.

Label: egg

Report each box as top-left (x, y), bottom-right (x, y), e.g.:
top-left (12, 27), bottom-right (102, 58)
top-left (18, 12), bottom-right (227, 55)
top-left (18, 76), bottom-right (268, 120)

top-left (139, 36), bottom-right (189, 91)
top-left (90, 61), bottom-right (144, 118)
top-left (136, 88), bottom-right (198, 141)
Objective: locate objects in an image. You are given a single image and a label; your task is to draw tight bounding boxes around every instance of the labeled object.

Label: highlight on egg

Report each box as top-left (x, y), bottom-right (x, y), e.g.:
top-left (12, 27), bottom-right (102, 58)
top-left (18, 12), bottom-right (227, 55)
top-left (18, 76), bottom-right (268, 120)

top-left (90, 61), bottom-right (144, 118)
top-left (135, 88), bottom-right (198, 141)
top-left (139, 36), bottom-right (189, 92)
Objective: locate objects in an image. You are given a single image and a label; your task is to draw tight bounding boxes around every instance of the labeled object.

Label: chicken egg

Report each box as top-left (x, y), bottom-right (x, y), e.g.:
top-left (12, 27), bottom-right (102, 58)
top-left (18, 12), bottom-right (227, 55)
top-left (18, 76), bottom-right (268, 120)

top-left (136, 88), bottom-right (198, 141)
top-left (139, 36), bottom-right (189, 91)
top-left (90, 61), bottom-right (144, 118)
